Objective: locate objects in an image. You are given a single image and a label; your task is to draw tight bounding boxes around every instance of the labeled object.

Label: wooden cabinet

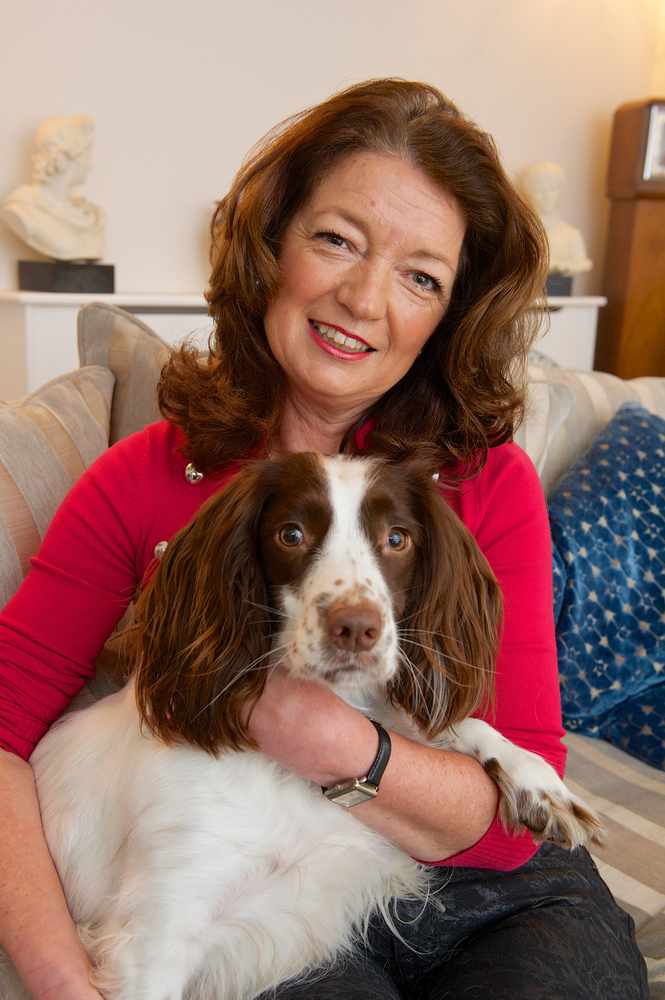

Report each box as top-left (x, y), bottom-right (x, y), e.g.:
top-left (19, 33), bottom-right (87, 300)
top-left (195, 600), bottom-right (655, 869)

top-left (594, 99), bottom-right (665, 378)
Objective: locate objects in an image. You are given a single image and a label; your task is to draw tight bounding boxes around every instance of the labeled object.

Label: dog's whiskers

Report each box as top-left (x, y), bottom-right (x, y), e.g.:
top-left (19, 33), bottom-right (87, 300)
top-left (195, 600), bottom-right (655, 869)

top-left (397, 648), bottom-right (449, 726)
top-left (394, 607), bottom-right (423, 627)
top-left (245, 600), bottom-right (287, 619)
top-left (400, 626), bottom-right (479, 644)
top-left (192, 643), bottom-right (290, 720)
top-left (386, 585), bottom-right (418, 601)
top-left (398, 633), bottom-right (490, 678)
top-left (396, 648), bottom-right (428, 716)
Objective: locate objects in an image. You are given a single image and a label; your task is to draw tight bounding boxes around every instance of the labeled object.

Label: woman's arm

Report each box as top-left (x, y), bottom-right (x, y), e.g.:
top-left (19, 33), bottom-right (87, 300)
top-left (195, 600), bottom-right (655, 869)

top-left (248, 669), bottom-right (499, 860)
top-left (0, 750), bottom-right (102, 999)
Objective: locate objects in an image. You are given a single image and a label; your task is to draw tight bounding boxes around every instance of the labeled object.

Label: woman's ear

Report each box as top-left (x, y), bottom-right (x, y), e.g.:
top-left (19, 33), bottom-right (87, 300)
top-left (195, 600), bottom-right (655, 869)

top-left (388, 466), bottom-right (503, 738)
top-left (130, 462), bottom-right (275, 754)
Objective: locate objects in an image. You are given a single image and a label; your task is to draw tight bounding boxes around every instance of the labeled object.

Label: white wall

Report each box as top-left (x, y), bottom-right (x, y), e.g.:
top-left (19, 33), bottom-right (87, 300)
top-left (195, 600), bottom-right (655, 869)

top-left (0, 0), bottom-right (661, 296)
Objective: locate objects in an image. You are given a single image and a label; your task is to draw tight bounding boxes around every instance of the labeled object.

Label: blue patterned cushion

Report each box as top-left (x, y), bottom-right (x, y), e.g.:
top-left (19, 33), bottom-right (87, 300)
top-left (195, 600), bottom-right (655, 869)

top-left (549, 402), bottom-right (665, 770)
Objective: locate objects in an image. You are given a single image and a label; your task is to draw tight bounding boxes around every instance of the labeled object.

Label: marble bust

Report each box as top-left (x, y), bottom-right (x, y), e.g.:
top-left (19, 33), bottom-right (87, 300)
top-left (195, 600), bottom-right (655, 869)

top-left (0, 114), bottom-right (105, 261)
top-left (520, 161), bottom-right (592, 276)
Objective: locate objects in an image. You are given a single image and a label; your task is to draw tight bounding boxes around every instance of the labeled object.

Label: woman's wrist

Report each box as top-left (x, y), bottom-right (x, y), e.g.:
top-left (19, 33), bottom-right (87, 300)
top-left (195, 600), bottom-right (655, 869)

top-left (15, 952), bottom-right (98, 1000)
top-left (317, 709), bottom-right (380, 788)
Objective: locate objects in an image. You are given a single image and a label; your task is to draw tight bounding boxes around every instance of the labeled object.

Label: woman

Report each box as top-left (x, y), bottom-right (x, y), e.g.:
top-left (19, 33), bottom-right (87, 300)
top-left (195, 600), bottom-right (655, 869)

top-left (0, 79), bottom-right (646, 999)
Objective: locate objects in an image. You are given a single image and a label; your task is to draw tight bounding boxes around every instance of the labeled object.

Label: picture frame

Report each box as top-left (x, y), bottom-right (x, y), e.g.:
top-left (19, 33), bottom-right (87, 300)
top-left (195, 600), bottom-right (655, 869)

top-left (642, 102), bottom-right (665, 182)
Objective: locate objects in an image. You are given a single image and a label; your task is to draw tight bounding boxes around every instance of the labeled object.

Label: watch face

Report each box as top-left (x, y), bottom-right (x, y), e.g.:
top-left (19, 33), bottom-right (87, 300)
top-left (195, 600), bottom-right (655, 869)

top-left (324, 779), bottom-right (378, 808)
top-left (643, 104), bottom-right (665, 182)
top-left (331, 787), bottom-right (375, 808)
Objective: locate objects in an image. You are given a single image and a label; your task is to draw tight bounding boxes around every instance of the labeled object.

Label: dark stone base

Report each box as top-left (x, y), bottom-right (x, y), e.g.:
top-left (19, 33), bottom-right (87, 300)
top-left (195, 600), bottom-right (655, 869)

top-left (18, 260), bottom-right (115, 293)
top-left (546, 272), bottom-right (573, 297)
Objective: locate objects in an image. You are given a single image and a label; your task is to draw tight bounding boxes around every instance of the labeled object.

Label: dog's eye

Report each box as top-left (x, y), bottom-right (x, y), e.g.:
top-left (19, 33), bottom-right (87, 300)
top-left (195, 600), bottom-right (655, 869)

top-left (386, 528), bottom-right (410, 551)
top-left (278, 524), bottom-right (304, 547)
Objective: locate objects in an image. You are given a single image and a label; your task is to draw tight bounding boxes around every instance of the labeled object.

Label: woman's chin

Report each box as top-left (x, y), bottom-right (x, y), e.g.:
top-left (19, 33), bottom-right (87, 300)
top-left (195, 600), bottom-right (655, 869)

top-left (296, 374), bottom-right (375, 412)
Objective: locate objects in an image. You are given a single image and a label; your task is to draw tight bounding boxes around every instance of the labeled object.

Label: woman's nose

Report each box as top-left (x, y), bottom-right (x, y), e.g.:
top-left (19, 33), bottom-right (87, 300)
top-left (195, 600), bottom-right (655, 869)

top-left (335, 259), bottom-right (390, 321)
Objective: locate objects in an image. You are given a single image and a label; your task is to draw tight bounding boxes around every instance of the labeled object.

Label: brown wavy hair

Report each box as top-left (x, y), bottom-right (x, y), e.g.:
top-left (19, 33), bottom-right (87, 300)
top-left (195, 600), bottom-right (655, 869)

top-left (159, 78), bottom-right (548, 476)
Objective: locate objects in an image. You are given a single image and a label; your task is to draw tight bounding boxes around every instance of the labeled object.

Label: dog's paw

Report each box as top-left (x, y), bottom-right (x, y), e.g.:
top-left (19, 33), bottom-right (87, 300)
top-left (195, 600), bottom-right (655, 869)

top-left (483, 756), bottom-right (605, 850)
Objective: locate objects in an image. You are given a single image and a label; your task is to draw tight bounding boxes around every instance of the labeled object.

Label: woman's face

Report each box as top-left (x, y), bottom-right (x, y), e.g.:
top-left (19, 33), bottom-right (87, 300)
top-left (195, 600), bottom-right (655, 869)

top-left (264, 151), bottom-right (466, 418)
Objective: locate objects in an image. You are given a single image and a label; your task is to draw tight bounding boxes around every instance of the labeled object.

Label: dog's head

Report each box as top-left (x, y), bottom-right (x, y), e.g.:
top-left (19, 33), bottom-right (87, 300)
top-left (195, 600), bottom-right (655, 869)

top-left (130, 452), bottom-right (502, 753)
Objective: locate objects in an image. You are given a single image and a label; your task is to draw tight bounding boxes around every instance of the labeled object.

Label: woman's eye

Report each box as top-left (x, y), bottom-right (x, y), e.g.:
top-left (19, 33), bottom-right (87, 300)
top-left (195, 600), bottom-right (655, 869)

top-left (411, 271), bottom-right (441, 293)
top-left (386, 528), bottom-right (410, 552)
top-left (316, 230), bottom-right (348, 249)
top-left (278, 524), bottom-right (304, 547)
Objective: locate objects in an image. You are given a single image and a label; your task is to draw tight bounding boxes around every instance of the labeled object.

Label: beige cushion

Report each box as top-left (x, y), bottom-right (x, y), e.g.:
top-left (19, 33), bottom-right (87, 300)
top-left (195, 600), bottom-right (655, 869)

top-left (77, 303), bottom-right (171, 444)
top-left (524, 365), bottom-right (665, 496)
top-left (0, 366), bottom-right (114, 607)
top-left (564, 732), bottom-right (665, 993)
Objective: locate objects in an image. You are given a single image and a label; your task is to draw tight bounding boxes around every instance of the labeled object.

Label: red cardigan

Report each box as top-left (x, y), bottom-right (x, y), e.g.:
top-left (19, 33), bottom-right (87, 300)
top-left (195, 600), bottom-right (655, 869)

top-left (0, 420), bottom-right (565, 870)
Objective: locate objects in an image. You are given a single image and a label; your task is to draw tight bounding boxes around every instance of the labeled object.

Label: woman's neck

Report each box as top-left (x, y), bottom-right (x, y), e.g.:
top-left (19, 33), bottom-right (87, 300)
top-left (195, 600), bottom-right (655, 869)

top-left (273, 395), bottom-right (367, 456)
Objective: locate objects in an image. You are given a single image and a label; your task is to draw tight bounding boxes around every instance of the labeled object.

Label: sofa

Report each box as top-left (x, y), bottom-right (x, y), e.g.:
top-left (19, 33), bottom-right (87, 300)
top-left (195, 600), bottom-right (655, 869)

top-left (1, 302), bottom-right (664, 996)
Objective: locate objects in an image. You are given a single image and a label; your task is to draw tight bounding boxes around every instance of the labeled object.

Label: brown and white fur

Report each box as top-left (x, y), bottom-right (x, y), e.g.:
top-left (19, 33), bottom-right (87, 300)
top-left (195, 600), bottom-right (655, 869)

top-left (1, 452), bottom-right (602, 1000)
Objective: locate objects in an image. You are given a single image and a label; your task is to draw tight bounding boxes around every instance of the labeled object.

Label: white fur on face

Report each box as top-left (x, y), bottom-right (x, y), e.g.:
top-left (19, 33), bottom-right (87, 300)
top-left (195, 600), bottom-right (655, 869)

top-left (276, 456), bottom-right (398, 695)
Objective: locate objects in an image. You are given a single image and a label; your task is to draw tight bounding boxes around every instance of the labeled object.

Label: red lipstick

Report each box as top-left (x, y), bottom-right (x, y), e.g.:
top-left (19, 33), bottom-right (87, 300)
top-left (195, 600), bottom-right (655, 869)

top-left (310, 319), bottom-right (373, 350)
top-left (308, 320), bottom-right (374, 361)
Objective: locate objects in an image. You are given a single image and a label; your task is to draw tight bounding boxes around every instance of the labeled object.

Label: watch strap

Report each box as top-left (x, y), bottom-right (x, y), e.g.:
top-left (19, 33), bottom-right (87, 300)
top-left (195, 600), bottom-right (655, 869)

top-left (365, 719), bottom-right (392, 788)
top-left (322, 719), bottom-right (392, 804)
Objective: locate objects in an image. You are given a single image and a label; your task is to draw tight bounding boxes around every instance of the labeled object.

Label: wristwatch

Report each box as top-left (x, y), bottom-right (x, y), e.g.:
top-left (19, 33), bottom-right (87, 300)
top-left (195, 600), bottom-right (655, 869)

top-left (323, 719), bottom-right (392, 808)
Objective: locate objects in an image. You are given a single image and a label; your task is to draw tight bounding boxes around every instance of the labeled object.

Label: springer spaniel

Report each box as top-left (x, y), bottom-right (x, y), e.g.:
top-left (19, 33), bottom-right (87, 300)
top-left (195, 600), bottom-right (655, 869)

top-left (1, 452), bottom-right (602, 1000)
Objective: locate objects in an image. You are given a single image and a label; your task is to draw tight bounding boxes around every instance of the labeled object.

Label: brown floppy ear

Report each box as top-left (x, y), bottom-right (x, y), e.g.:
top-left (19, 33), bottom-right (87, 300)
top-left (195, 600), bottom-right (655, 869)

top-left (128, 461), bottom-right (276, 754)
top-left (388, 459), bottom-right (503, 739)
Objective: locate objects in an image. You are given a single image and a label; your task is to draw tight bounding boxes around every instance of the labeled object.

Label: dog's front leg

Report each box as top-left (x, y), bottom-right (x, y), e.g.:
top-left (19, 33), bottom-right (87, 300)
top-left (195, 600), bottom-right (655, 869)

top-left (436, 718), bottom-right (604, 849)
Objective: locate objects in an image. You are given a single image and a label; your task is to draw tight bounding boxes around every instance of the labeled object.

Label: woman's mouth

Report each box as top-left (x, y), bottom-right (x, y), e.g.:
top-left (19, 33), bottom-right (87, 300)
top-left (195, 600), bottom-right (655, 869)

top-left (308, 320), bottom-right (375, 358)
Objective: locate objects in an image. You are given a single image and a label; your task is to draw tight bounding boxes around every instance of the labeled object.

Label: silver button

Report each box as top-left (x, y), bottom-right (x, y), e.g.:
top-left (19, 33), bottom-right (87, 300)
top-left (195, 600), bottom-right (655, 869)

top-left (185, 462), bottom-right (204, 484)
top-left (153, 540), bottom-right (168, 559)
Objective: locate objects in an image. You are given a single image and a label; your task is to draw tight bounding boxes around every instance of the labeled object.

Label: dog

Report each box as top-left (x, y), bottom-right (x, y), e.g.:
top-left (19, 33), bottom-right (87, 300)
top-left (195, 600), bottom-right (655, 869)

top-left (1, 451), bottom-right (603, 1000)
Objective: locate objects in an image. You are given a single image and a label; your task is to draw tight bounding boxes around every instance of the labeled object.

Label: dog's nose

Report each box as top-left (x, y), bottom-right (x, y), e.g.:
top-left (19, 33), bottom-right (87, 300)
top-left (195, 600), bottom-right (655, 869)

top-left (326, 602), bottom-right (383, 652)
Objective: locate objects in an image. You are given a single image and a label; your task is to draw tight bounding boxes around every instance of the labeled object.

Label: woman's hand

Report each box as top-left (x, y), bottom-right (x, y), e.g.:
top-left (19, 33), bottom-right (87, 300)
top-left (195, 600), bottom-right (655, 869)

top-left (246, 667), bottom-right (379, 787)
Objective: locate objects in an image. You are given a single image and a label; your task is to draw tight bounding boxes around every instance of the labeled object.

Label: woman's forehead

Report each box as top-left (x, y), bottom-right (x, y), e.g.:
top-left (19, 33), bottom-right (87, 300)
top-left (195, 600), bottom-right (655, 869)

top-left (297, 150), bottom-right (465, 270)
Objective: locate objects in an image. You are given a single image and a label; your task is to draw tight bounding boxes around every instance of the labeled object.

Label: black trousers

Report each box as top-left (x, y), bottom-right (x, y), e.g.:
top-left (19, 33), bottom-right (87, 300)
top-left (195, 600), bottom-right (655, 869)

top-left (261, 844), bottom-right (648, 1000)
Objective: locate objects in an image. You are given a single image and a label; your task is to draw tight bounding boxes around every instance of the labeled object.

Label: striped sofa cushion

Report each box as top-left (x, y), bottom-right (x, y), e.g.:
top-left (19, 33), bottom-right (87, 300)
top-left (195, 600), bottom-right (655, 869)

top-left (565, 732), bottom-right (665, 996)
top-left (0, 366), bottom-right (114, 607)
top-left (77, 302), bottom-right (170, 445)
top-left (519, 364), bottom-right (665, 496)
